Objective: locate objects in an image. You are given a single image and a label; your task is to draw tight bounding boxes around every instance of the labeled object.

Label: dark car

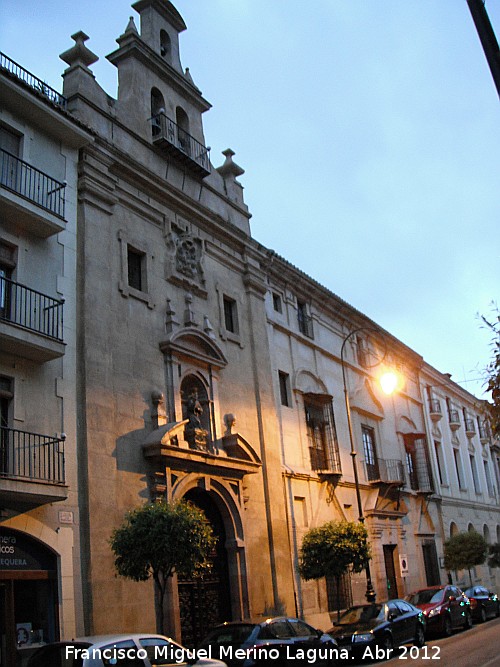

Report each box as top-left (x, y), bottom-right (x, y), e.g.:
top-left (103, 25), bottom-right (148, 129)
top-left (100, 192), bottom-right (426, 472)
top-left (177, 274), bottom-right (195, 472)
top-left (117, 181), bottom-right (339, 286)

top-left (463, 586), bottom-right (500, 622)
top-left (327, 600), bottom-right (425, 661)
top-left (405, 585), bottom-right (472, 636)
top-left (198, 617), bottom-right (338, 667)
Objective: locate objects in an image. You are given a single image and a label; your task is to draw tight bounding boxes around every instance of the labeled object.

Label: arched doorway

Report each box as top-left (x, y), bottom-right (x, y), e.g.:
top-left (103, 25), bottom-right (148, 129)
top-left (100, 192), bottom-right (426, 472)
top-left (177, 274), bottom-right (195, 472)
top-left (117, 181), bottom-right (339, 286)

top-left (0, 527), bottom-right (59, 666)
top-left (178, 488), bottom-right (232, 647)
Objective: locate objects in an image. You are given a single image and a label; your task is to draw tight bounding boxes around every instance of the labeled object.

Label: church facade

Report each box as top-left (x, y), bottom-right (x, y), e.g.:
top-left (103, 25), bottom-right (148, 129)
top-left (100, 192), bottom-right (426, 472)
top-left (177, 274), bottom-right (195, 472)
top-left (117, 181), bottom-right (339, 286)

top-left (1, 1), bottom-right (498, 658)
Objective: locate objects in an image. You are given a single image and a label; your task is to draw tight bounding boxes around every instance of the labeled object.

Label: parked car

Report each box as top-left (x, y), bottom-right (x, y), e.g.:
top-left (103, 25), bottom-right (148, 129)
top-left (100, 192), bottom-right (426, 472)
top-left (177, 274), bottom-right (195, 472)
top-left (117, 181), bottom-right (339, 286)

top-left (198, 617), bottom-right (338, 666)
top-left (463, 586), bottom-right (500, 622)
top-left (405, 585), bottom-right (472, 636)
top-left (326, 600), bottom-right (425, 660)
top-left (26, 633), bottom-right (228, 667)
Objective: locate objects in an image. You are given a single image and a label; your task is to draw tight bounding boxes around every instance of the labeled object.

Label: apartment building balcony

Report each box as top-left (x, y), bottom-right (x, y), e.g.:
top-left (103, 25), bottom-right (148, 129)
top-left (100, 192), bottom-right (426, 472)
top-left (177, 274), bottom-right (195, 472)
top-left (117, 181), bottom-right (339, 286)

top-left (150, 112), bottom-right (211, 178)
top-left (364, 458), bottom-right (405, 486)
top-left (428, 399), bottom-right (442, 422)
top-left (465, 418), bottom-right (476, 438)
top-left (448, 409), bottom-right (461, 431)
top-left (478, 421), bottom-right (492, 444)
top-left (0, 277), bottom-right (64, 362)
top-left (0, 426), bottom-right (67, 509)
top-left (0, 52), bottom-right (67, 110)
top-left (0, 148), bottom-right (66, 237)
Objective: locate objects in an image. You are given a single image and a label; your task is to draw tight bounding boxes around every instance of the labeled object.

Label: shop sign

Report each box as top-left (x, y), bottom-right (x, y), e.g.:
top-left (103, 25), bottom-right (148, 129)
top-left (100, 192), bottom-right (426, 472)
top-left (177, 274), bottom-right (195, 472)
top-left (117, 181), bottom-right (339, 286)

top-left (0, 527), bottom-right (56, 571)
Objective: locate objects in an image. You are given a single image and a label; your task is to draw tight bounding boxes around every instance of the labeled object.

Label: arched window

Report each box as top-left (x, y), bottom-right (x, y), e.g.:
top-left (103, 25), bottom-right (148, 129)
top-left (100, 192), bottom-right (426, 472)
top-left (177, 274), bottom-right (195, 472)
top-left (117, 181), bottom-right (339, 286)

top-left (468, 523), bottom-right (475, 532)
top-left (151, 88), bottom-right (165, 137)
top-left (151, 88), bottom-right (165, 117)
top-left (160, 30), bottom-right (171, 59)
top-left (484, 524), bottom-right (491, 544)
top-left (175, 106), bottom-right (190, 154)
top-left (450, 521), bottom-right (459, 537)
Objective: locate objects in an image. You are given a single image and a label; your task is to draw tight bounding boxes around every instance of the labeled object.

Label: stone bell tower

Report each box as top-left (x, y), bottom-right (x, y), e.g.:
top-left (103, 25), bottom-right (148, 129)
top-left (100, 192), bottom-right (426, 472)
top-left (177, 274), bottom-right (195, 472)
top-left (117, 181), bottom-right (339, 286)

top-left (106, 0), bottom-right (212, 165)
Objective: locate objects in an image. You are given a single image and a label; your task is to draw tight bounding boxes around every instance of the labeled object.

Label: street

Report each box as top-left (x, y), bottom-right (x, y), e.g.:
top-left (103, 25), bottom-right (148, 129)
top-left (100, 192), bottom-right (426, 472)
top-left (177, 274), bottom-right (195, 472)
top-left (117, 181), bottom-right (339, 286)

top-left (383, 617), bottom-right (500, 667)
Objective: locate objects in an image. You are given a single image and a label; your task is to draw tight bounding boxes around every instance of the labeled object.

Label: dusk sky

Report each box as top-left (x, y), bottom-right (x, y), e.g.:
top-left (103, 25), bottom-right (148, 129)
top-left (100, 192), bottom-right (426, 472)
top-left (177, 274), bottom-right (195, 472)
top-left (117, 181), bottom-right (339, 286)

top-left (1, 0), bottom-right (498, 399)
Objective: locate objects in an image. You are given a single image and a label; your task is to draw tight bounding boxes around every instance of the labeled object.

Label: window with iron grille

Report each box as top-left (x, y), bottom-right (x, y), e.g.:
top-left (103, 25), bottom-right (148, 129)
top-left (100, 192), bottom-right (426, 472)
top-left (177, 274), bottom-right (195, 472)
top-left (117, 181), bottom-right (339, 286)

top-left (297, 300), bottom-right (313, 338)
top-left (304, 396), bottom-right (341, 473)
top-left (326, 571), bottom-right (352, 613)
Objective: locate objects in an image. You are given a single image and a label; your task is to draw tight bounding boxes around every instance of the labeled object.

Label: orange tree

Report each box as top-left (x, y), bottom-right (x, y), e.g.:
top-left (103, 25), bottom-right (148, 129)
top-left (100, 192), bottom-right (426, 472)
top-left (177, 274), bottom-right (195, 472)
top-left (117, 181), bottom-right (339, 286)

top-left (298, 520), bottom-right (371, 621)
top-left (444, 531), bottom-right (488, 587)
top-left (110, 499), bottom-right (216, 633)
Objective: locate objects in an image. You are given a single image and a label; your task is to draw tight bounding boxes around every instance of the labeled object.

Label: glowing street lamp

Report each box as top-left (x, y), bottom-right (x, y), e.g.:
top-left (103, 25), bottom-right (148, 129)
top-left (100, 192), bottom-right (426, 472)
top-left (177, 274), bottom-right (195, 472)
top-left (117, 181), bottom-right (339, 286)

top-left (379, 370), bottom-right (400, 396)
top-left (340, 328), bottom-right (401, 603)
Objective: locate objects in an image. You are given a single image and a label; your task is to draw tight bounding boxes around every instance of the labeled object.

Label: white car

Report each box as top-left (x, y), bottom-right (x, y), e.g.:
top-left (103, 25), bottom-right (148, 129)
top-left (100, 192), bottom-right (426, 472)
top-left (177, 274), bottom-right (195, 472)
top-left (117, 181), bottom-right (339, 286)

top-left (26, 633), bottom-right (228, 667)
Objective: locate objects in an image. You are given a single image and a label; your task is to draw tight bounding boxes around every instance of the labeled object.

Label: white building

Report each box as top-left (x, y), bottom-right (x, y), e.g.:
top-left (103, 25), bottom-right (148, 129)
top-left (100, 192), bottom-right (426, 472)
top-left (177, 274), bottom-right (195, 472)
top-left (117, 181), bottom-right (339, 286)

top-left (0, 51), bottom-right (92, 665)
top-left (421, 363), bottom-right (499, 592)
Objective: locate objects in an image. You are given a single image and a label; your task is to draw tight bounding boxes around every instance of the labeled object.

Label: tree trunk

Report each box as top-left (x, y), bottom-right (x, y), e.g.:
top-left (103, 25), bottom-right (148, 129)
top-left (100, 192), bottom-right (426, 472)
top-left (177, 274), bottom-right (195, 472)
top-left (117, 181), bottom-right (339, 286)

top-left (154, 571), bottom-right (166, 634)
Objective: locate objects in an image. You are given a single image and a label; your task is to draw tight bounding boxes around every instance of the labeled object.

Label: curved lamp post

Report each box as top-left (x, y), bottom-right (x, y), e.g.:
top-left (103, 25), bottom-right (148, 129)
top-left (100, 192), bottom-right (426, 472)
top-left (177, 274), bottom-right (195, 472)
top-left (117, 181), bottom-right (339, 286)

top-left (340, 327), bottom-right (400, 603)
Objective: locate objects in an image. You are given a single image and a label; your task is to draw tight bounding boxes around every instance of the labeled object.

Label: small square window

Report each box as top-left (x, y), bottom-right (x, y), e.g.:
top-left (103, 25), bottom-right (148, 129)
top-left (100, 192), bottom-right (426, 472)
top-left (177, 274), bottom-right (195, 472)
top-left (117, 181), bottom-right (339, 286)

top-left (272, 292), bottom-right (282, 313)
top-left (127, 246), bottom-right (145, 292)
top-left (278, 371), bottom-right (290, 407)
top-left (223, 296), bottom-right (238, 334)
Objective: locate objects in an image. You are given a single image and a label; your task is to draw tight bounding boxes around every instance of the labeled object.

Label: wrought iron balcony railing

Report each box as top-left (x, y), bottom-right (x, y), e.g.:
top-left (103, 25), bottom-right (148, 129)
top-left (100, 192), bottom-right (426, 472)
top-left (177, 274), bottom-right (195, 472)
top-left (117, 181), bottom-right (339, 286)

top-left (448, 409), bottom-right (460, 428)
top-left (464, 418), bottom-right (476, 435)
top-left (364, 458), bottom-right (405, 485)
top-left (0, 426), bottom-right (65, 484)
top-left (0, 51), bottom-right (67, 109)
top-left (309, 445), bottom-right (342, 475)
top-left (150, 112), bottom-right (211, 177)
top-left (428, 399), bottom-right (442, 415)
top-left (1, 149), bottom-right (66, 218)
top-left (478, 421), bottom-right (491, 442)
top-left (406, 458), bottom-right (434, 493)
top-left (0, 276), bottom-right (64, 340)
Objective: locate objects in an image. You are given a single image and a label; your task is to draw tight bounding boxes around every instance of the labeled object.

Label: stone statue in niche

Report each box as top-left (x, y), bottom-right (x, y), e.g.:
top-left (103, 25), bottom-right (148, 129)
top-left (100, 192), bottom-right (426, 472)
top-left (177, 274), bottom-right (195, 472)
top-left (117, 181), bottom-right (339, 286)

top-left (184, 391), bottom-right (208, 450)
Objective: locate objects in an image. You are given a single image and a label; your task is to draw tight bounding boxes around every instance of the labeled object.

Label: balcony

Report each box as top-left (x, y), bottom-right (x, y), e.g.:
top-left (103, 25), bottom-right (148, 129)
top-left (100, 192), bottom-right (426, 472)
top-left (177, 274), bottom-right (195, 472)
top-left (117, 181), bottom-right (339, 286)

top-left (465, 418), bottom-right (476, 438)
top-left (364, 458), bottom-right (405, 486)
top-left (428, 399), bottom-right (442, 422)
top-left (0, 277), bottom-right (65, 362)
top-left (0, 148), bottom-right (66, 237)
top-left (448, 409), bottom-right (461, 431)
top-left (309, 445), bottom-right (342, 478)
top-left (478, 421), bottom-right (491, 444)
top-left (0, 52), bottom-right (67, 110)
top-left (406, 458), bottom-right (434, 494)
top-left (0, 427), bottom-right (67, 509)
top-left (150, 113), bottom-right (211, 178)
